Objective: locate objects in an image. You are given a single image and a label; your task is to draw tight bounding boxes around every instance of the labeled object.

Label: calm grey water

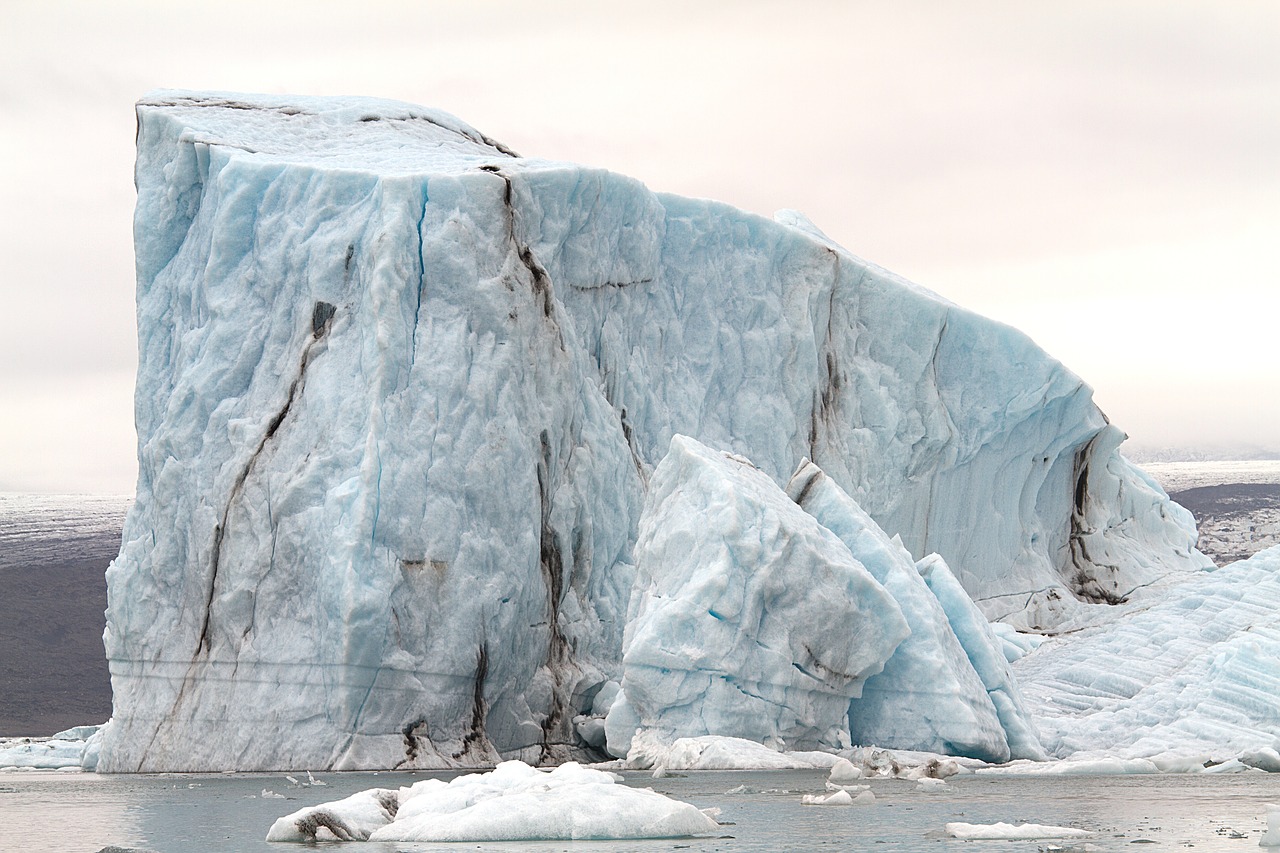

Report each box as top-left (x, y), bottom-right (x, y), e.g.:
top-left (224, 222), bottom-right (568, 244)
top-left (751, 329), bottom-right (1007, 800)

top-left (3, 768), bottom-right (1280, 852)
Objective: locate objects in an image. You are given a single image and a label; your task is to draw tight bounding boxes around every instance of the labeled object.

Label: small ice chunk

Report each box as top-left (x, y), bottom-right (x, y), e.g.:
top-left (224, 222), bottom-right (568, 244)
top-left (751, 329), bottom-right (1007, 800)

top-left (261, 789), bottom-right (285, 799)
top-left (827, 757), bottom-right (863, 784)
top-left (1261, 803), bottom-right (1280, 847)
top-left (1243, 748), bottom-right (1280, 773)
top-left (945, 821), bottom-right (1090, 840)
top-left (802, 790), bottom-right (853, 806)
top-left (266, 788), bottom-right (398, 841)
top-left (916, 778), bottom-right (947, 791)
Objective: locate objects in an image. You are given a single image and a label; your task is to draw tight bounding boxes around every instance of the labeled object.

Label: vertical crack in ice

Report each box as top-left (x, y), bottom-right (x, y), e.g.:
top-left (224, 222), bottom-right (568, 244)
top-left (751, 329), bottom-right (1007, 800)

top-left (196, 302), bottom-right (337, 654)
top-left (454, 643), bottom-right (489, 759)
top-left (1068, 431), bottom-right (1129, 605)
top-left (481, 166), bottom-right (565, 349)
top-left (918, 313), bottom-right (955, 552)
top-left (409, 194), bottom-right (428, 368)
top-left (535, 429), bottom-right (572, 762)
top-left (618, 406), bottom-right (649, 486)
top-left (809, 251), bottom-right (845, 462)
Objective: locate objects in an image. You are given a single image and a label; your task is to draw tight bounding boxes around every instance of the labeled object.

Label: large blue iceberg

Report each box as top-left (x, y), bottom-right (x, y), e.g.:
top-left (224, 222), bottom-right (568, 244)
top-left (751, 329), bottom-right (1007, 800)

top-left (99, 91), bottom-right (1209, 772)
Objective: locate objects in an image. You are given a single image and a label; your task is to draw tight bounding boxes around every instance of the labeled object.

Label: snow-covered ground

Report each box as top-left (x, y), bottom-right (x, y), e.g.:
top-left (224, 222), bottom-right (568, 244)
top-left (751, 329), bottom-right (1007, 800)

top-left (1144, 460), bottom-right (1280, 565)
top-left (1143, 460), bottom-right (1280, 493)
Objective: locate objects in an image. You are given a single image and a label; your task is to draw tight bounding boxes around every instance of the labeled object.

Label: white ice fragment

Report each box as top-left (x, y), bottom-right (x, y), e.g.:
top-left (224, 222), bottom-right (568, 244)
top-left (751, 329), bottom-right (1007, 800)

top-left (261, 789), bottom-right (285, 799)
top-left (1243, 748), bottom-right (1280, 773)
top-left (266, 788), bottom-right (398, 841)
top-left (364, 760), bottom-right (718, 842)
top-left (802, 790), bottom-right (853, 806)
top-left (827, 757), bottom-right (863, 784)
top-left (1261, 803), bottom-right (1280, 847)
top-left (626, 732), bottom-right (838, 772)
top-left (989, 622), bottom-right (1046, 663)
top-left (945, 821), bottom-right (1090, 840)
top-left (915, 778), bottom-right (947, 791)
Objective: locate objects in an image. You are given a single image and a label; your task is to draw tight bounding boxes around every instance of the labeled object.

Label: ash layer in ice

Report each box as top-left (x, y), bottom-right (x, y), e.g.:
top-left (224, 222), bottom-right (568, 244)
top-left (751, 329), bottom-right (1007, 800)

top-left (99, 91), bottom-right (1208, 772)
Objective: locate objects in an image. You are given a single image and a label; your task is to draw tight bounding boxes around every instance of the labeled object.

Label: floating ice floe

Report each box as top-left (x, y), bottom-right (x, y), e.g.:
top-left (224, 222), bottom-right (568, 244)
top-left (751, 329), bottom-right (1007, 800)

top-left (1261, 803), bottom-right (1280, 848)
top-left (266, 760), bottom-right (718, 843)
top-left (801, 789), bottom-right (874, 806)
top-left (944, 821), bottom-right (1091, 840)
top-left (0, 724), bottom-right (103, 770)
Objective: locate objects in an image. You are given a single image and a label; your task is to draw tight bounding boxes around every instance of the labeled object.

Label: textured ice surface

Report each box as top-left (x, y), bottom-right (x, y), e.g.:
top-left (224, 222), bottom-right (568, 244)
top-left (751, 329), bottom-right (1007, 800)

top-left (623, 732), bottom-right (843, 772)
top-left (605, 436), bottom-right (908, 757)
top-left (944, 821), bottom-right (1090, 840)
top-left (267, 760), bottom-right (719, 842)
top-left (786, 459), bottom-right (1014, 762)
top-left (1016, 545), bottom-right (1280, 763)
top-left (0, 737), bottom-right (88, 769)
top-left (917, 554), bottom-right (1046, 760)
top-left (103, 90), bottom-right (1208, 771)
top-left (267, 787), bottom-right (398, 841)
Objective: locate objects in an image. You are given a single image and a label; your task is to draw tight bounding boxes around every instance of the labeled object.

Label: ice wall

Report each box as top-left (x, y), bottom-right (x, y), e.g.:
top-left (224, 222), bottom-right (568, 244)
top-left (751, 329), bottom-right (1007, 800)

top-left (604, 436), bottom-right (909, 757)
top-left (101, 91), bottom-right (1207, 771)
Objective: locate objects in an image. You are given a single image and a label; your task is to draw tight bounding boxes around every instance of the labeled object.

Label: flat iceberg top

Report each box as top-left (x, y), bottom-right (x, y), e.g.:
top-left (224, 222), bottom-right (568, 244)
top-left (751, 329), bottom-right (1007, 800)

top-left (138, 90), bottom-right (519, 176)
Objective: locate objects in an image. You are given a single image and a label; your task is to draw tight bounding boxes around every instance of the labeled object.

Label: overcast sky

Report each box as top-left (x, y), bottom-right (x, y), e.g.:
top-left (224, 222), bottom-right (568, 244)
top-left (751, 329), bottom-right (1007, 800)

top-left (2, 0), bottom-right (1277, 493)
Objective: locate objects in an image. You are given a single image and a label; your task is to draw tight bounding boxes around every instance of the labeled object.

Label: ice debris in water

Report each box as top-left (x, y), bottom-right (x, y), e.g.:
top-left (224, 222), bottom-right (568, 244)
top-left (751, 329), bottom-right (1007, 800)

top-left (267, 760), bottom-right (718, 843)
top-left (1262, 803), bottom-right (1280, 848)
top-left (944, 821), bottom-right (1091, 840)
top-left (801, 789), bottom-right (875, 806)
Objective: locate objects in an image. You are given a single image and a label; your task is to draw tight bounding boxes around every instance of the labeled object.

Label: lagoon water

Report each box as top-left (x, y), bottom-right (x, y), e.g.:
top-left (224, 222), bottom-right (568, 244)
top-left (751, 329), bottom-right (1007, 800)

top-left (3, 768), bottom-right (1280, 852)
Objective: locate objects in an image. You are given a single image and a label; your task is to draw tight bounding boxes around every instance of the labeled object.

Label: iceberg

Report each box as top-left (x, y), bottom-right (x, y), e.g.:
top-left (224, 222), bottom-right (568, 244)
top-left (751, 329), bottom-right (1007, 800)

top-left (604, 436), bottom-right (909, 757)
top-left (101, 90), bottom-right (1207, 771)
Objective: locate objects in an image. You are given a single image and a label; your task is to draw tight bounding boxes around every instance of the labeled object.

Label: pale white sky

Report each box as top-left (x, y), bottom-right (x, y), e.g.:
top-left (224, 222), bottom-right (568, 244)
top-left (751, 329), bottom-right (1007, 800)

top-left (1, 0), bottom-right (1277, 493)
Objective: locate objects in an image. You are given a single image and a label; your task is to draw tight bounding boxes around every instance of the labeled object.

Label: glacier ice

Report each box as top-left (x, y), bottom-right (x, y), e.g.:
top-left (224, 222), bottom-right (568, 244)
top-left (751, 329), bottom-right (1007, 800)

top-left (101, 90), bottom-right (1209, 772)
top-left (916, 554), bottom-right (1046, 761)
top-left (786, 458), bottom-right (1023, 762)
top-left (604, 436), bottom-right (909, 757)
top-left (1015, 544), bottom-right (1280, 764)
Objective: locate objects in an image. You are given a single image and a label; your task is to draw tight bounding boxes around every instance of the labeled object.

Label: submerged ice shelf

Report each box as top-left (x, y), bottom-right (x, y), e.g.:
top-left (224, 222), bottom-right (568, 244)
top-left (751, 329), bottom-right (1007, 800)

top-left (100, 90), bottom-right (1213, 773)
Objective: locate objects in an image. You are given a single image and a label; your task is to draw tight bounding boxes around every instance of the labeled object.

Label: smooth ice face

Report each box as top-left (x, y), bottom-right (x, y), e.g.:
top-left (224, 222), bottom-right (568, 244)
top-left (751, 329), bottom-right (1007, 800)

top-left (104, 91), bottom-right (1207, 771)
top-left (605, 436), bottom-right (909, 757)
top-left (786, 460), bottom-right (1015, 762)
top-left (1016, 545), bottom-right (1280, 763)
top-left (916, 554), bottom-right (1046, 761)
